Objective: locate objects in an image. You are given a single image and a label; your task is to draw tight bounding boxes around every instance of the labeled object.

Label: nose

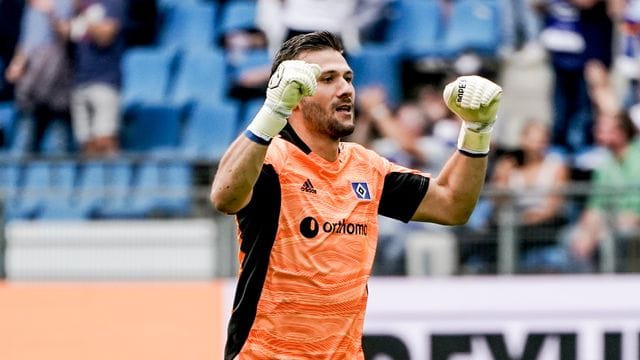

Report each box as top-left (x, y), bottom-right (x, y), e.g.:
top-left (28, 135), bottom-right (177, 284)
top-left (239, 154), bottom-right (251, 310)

top-left (337, 78), bottom-right (354, 98)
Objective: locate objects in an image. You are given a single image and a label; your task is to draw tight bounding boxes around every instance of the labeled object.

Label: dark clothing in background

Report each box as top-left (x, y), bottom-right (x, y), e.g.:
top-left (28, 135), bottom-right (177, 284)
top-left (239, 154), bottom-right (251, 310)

top-left (0, 0), bottom-right (26, 100)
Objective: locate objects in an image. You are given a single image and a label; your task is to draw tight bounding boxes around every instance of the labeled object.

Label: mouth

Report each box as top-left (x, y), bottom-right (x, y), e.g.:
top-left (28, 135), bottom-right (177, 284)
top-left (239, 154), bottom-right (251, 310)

top-left (335, 103), bottom-right (353, 115)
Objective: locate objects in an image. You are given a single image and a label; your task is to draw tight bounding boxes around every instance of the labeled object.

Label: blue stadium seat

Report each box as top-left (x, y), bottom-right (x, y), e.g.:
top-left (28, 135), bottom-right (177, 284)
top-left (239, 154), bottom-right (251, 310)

top-left (121, 103), bottom-right (184, 153)
top-left (157, 0), bottom-right (198, 9)
top-left (40, 119), bottom-right (75, 155)
top-left (158, 2), bottom-right (217, 50)
top-left (218, 0), bottom-right (258, 35)
top-left (124, 162), bottom-right (159, 217)
top-left (124, 160), bottom-right (193, 217)
top-left (386, 0), bottom-right (444, 59)
top-left (15, 161), bottom-right (50, 219)
top-left (95, 160), bottom-right (135, 218)
top-left (73, 161), bottom-right (108, 217)
top-left (7, 114), bottom-right (31, 156)
top-left (442, 0), bottom-right (502, 58)
top-left (155, 161), bottom-right (193, 216)
top-left (0, 161), bottom-right (22, 221)
top-left (121, 46), bottom-right (177, 108)
top-left (38, 161), bottom-right (92, 220)
top-left (181, 101), bottom-right (239, 161)
top-left (168, 48), bottom-right (227, 106)
top-left (0, 102), bottom-right (17, 151)
top-left (348, 44), bottom-right (403, 107)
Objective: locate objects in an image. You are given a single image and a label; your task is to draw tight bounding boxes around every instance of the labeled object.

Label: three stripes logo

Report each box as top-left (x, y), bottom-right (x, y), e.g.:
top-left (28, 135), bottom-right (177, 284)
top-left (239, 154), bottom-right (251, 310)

top-left (301, 179), bottom-right (317, 194)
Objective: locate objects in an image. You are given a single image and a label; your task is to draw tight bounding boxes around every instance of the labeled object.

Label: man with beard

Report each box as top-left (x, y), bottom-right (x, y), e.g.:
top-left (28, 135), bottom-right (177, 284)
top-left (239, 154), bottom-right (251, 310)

top-left (210, 31), bottom-right (502, 359)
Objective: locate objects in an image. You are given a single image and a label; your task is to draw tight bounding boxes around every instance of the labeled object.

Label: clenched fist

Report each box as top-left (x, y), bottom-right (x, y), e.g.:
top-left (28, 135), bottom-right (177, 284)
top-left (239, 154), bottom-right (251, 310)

top-left (247, 60), bottom-right (321, 144)
top-left (443, 75), bottom-right (502, 155)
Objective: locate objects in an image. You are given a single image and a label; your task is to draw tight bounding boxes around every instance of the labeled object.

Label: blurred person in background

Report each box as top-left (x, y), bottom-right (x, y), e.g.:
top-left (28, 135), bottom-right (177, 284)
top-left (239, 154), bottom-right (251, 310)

top-left (4, 0), bottom-right (74, 154)
top-left (566, 110), bottom-right (640, 271)
top-left (565, 60), bottom-right (640, 272)
top-left (352, 84), bottom-right (459, 174)
top-left (490, 120), bottom-right (571, 272)
top-left (536, 0), bottom-right (615, 155)
top-left (257, 0), bottom-right (394, 52)
top-left (354, 0), bottom-right (396, 45)
top-left (54, 0), bottom-right (126, 156)
top-left (614, 0), bottom-right (640, 116)
top-left (0, 0), bottom-right (25, 101)
top-left (219, 19), bottom-right (272, 102)
top-left (499, 0), bottom-right (544, 60)
top-left (210, 31), bottom-right (502, 358)
top-left (455, 120), bottom-right (571, 273)
top-left (351, 85), bottom-right (458, 275)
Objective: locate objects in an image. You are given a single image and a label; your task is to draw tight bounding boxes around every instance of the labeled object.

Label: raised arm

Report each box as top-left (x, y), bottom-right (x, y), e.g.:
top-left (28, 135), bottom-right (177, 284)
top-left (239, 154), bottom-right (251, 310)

top-left (210, 60), bottom-right (320, 214)
top-left (412, 76), bottom-right (502, 224)
top-left (210, 136), bottom-right (270, 214)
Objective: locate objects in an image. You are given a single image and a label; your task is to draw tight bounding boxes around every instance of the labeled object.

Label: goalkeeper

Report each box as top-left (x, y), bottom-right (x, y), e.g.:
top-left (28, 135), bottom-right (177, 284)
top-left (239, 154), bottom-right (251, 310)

top-left (211, 31), bottom-right (502, 360)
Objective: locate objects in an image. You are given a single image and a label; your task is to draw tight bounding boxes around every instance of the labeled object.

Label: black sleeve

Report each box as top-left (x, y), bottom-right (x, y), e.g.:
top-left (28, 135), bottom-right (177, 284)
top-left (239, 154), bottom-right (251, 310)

top-left (378, 172), bottom-right (430, 223)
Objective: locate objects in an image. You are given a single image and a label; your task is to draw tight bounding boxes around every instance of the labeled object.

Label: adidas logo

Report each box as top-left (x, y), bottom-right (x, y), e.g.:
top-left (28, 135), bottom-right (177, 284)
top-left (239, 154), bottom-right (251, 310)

top-left (301, 179), bottom-right (317, 194)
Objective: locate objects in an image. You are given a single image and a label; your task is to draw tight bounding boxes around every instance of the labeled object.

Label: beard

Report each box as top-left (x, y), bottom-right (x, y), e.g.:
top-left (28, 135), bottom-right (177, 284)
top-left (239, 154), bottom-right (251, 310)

top-left (300, 99), bottom-right (355, 140)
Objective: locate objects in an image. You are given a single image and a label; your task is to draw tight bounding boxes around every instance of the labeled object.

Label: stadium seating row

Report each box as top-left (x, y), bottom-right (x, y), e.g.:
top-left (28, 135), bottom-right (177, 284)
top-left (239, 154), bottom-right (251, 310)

top-left (156, 0), bottom-right (257, 51)
top-left (387, 0), bottom-right (502, 60)
top-left (153, 0), bottom-right (503, 60)
top-left (2, 0), bottom-right (504, 158)
top-left (0, 99), bottom-right (255, 162)
top-left (0, 159), bottom-right (193, 221)
top-left (0, 0), bottom-right (505, 223)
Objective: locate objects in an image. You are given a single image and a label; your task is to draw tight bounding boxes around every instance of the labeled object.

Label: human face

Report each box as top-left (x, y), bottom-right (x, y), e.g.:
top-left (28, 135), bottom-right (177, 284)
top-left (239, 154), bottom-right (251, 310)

top-left (520, 122), bottom-right (549, 157)
top-left (297, 49), bottom-right (355, 140)
top-left (595, 114), bottom-right (627, 152)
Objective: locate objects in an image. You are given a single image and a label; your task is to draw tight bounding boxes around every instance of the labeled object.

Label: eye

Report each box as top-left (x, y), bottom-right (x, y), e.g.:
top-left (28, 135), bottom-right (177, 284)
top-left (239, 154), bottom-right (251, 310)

top-left (321, 75), bottom-right (334, 83)
top-left (344, 74), bottom-right (353, 83)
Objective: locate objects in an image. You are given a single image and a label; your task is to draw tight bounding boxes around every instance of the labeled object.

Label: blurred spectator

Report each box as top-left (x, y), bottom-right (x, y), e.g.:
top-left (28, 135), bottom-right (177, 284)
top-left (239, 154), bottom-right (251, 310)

top-left (492, 120), bottom-right (571, 271)
top-left (257, 0), bottom-right (360, 53)
top-left (353, 85), bottom-right (457, 275)
top-left (499, 0), bottom-right (547, 66)
top-left (566, 110), bottom-right (640, 272)
top-left (416, 84), bottom-right (460, 158)
top-left (537, 0), bottom-right (615, 154)
top-left (354, 87), bottom-right (427, 167)
top-left (613, 0), bottom-right (640, 111)
top-left (354, 0), bottom-right (396, 45)
top-left (353, 85), bottom-right (457, 174)
top-left (585, 59), bottom-right (620, 119)
top-left (4, 0), bottom-right (74, 154)
top-left (456, 120), bottom-right (571, 273)
top-left (55, 0), bottom-right (126, 156)
top-left (565, 60), bottom-right (640, 272)
top-left (219, 10), bottom-right (271, 102)
top-left (0, 0), bottom-right (25, 101)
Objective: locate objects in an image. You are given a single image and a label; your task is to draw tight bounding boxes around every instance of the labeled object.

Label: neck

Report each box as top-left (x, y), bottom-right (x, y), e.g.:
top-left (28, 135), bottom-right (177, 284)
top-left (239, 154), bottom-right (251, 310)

top-left (289, 120), bottom-right (340, 162)
top-left (612, 142), bottom-right (628, 161)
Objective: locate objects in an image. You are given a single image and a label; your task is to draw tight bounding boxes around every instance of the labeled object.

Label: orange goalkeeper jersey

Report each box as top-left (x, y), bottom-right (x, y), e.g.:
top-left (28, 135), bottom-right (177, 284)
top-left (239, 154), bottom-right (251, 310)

top-left (225, 125), bottom-right (430, 359)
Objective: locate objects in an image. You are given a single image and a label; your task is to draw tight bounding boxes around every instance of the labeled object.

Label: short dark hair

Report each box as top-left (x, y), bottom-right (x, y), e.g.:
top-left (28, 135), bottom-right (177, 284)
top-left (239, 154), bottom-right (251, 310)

top-left (271, 31), bottom-right (344, 75)
top-left (619, 110), bottom-right (638, 141)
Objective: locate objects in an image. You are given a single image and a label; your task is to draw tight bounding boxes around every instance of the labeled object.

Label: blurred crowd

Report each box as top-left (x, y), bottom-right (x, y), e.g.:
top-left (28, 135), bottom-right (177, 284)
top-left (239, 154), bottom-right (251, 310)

top-left (1, 0), bottom-right (640, 276)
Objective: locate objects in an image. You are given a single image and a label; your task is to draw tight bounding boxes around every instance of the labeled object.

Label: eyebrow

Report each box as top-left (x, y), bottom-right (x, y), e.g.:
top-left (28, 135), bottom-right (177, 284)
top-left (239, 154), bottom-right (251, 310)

top-left (321, 69), bottom-right (353, 76)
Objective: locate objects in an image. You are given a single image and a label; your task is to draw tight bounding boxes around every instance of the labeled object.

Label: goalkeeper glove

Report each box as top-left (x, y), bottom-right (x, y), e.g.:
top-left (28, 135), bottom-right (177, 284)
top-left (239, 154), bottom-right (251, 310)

top-left (443, 75), bottom-right (502, 155)
top-left (246, 60), bottom-right (321, 144)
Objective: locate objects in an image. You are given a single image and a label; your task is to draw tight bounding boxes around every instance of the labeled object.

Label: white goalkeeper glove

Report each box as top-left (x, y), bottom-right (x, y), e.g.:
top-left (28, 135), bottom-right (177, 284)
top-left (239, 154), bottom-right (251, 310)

top-left (246, 60), bottom-right (321, 144)
top-left (443, 75), bottom-right (502, 155)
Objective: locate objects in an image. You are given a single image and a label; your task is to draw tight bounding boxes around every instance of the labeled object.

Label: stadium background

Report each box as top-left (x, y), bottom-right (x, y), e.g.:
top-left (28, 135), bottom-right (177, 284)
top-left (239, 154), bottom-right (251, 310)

top-left (0, 0), bottom-right (639, 359)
